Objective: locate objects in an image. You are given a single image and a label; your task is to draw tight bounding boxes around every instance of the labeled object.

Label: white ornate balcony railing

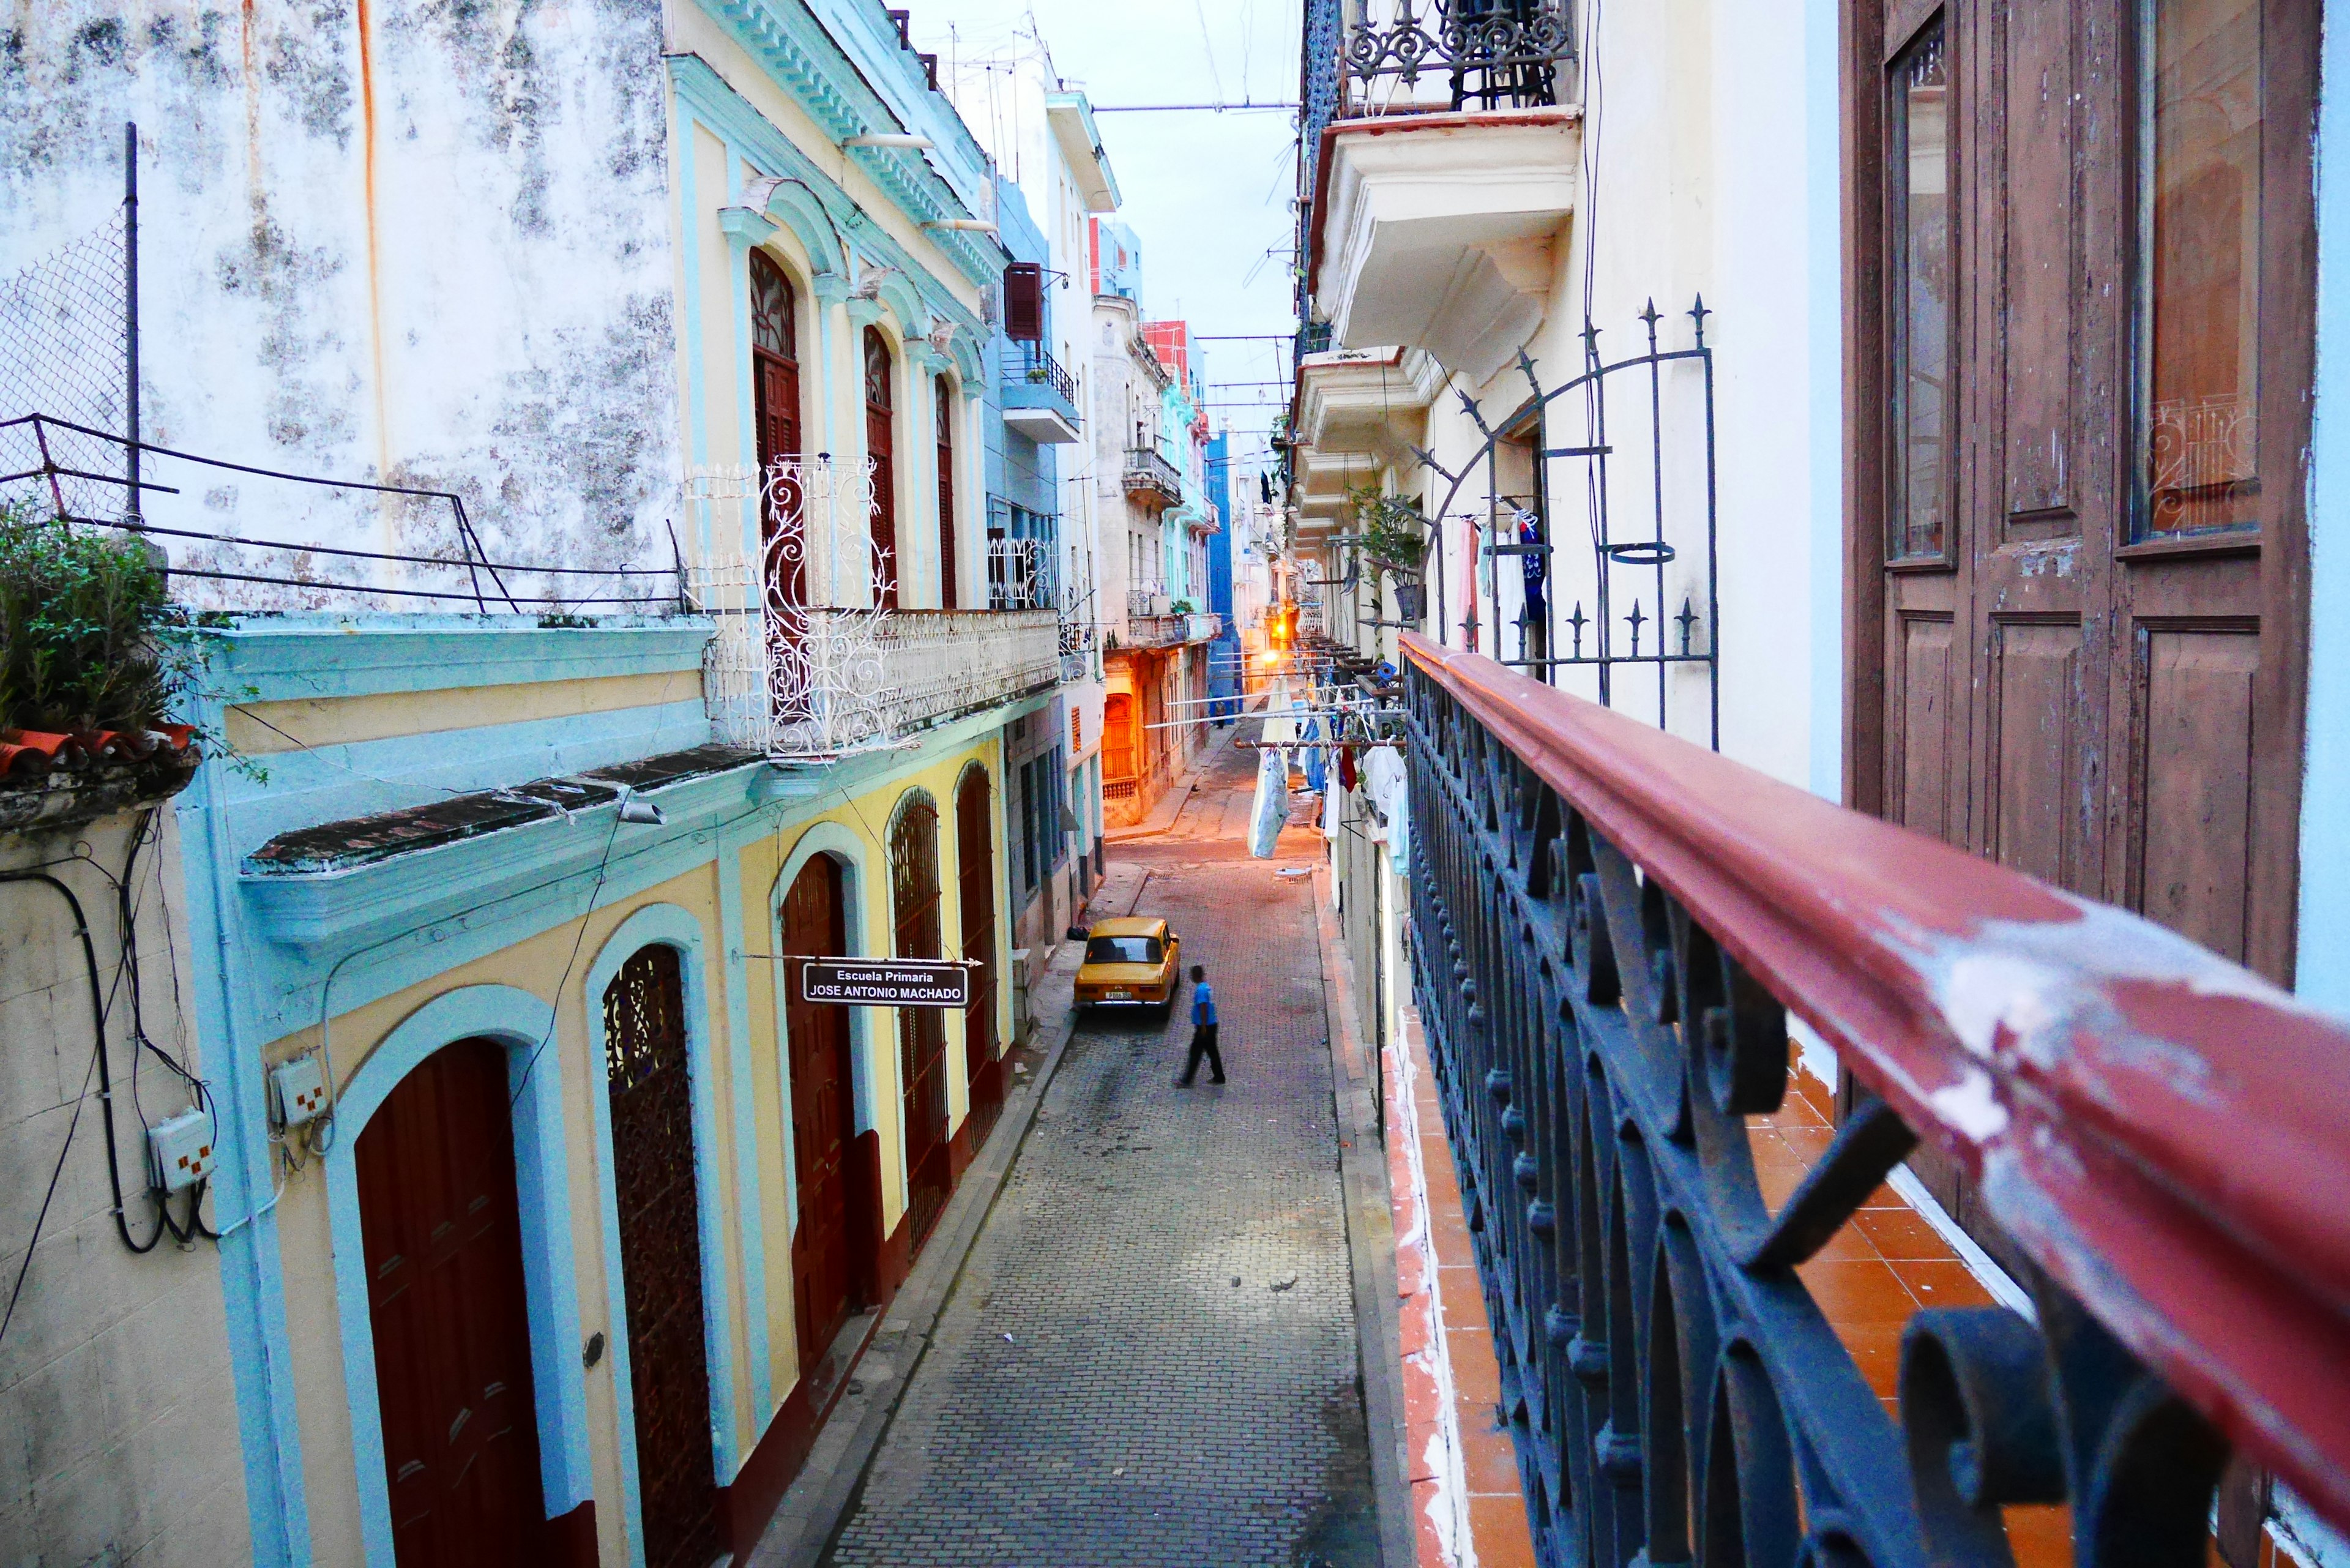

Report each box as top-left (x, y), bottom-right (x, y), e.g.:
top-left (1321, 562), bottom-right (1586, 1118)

top-left (1185, 611), bottom-right (1223, 643)
top-left (690, 456), bottom-right (1057, 760)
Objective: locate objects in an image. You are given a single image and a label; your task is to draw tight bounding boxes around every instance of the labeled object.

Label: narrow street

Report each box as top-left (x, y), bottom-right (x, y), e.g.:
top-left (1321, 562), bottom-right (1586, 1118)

top-left (820, 732), bottom-right (1382, 1567)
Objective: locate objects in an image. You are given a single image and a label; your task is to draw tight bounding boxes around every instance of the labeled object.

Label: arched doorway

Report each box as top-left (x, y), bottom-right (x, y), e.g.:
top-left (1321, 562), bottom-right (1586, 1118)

top-left (752, 250), bottom-right (804, 591)
top-left (604, 945), bottom-right (724, 1568)
top-left (890, 794), bottom-right (949, 1243)
top-left (956, 766), bottom-right (1001, 1146)
top-left (780, 855), bottom-right (870, 1373)
top-left (864, 327), bottom-right (899, 610)
top-left (357, 1036), bottom-right (548, 1567)
top-left (934, 376), bottom-right (959, 609)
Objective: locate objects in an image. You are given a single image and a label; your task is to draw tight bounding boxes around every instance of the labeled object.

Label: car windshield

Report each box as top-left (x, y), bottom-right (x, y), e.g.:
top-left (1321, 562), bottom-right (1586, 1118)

top-left (1086, 935), bottom-right (1162, 966)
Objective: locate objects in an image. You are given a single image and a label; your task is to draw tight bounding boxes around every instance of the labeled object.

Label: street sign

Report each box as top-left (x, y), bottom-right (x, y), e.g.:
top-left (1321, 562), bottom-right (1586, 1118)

top-left (799, 958), bottom-right (971, 1009)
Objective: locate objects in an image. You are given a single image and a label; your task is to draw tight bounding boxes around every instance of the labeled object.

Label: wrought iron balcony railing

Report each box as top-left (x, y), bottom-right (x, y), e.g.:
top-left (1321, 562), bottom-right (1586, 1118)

top-left (1002, 342), bottom-right (1078, 406)
top-left (1341, 0), bottom-right (1576, 114)
top-left (1401, 631), bottom-right (2350, 1567)
top-left (1122, 447), bottom-right (1183, 507)
top-left (987, 536), bottom-right (1053, 611)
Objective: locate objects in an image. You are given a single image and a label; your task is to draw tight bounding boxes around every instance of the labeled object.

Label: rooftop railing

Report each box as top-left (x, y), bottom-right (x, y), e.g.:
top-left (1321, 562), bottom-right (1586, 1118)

top-left (1401, 631), bottom-right (2350, 1567)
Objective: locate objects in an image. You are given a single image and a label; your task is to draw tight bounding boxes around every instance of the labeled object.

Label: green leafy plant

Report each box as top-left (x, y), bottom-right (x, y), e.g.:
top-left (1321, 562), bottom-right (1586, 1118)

top-left (1348, 485), bottom-right (1428, 577)
top-left (1169, 598), bottom-right (1195, 614)
top-left (0, 503), bottom-right (188, 734)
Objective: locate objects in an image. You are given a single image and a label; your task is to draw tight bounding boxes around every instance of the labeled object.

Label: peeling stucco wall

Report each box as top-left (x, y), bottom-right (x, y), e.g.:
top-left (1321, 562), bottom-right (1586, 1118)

top-left (0, 1), bottom-right (679, 609)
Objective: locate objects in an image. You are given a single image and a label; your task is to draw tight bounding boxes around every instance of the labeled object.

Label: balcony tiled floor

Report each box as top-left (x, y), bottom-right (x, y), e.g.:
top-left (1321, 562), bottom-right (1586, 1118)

top-left (1752, 1064), bottom-right (2075, 1568)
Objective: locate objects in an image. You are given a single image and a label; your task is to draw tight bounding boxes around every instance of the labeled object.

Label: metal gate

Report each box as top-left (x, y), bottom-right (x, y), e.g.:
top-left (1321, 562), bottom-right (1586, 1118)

top-left (1411, 303), bottom-right (1721, 748)
top-left (605, 945), bottom-right (725, 1568)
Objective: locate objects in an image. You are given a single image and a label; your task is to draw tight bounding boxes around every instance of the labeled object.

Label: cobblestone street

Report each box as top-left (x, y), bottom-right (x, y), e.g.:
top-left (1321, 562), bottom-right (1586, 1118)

top-left (820, 734), bottom-right (1381, 1567)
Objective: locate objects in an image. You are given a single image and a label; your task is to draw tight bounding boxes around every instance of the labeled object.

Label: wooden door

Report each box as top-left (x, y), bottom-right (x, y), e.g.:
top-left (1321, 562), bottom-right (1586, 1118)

top-left (782, 856), bottom-right (862, 1373)
top-left (957, 767), bottom-right (1001, 1139)
top-left (864, 327), bottom-right (900, 610)
top-left (891, 795), bottom-right (950, 1245)
top-left (1103, 693), bottom-right (1136, 786)
top-left (1848, 0), bottom-right (2316, 1250)
top-left (935, 378), bottom-right (960, 610)
top-left (604, 946), bottom-right (724, 1568)
top-left (358, 1038), bottom-right (548, 1568)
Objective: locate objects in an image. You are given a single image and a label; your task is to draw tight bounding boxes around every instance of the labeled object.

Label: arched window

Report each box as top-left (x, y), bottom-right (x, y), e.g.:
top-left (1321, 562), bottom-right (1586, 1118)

top-left (751, 252), bottom-right (805, 616)
top-left (750, 250), bottom-right (799, 473)
top-left (890, 794), bottom-right (947, 1241)
top-left (934, 377), bottom-right (958, 610)
top-left (864, 327), bottom-right (900, 611)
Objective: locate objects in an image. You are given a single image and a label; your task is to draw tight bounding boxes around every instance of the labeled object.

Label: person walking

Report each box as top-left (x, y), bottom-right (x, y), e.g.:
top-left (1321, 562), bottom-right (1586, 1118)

top-left (1178, 964), bottom-right (1225, 1085)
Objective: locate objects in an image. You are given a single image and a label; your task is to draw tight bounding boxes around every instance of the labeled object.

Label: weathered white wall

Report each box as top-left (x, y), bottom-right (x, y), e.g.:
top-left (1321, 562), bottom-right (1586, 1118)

top-left (0, 808), bottom-right (249, 1566)
top-left (0, 1), bottom-right (678, 608)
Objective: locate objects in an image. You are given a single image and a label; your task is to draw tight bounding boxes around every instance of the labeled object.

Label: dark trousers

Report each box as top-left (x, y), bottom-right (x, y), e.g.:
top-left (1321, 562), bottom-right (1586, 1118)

top-left (1181, 1024), bottom-right (1225, 1084)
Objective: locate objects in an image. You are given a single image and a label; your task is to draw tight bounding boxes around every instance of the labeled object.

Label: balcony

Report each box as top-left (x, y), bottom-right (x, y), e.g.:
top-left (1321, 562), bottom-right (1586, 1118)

top-left (987, 536), bottom-right (1054, 611)
top-left (1398, 632), bottom-right (2350, 1564)
top-left (1294, 345), bottom-right (1447, 528)
top-left (1122, 447), bottom-right (1183, 510)
top-left (1001, 343), bottom-right (1082, 444)
top-left (1337, 0), bottom-right (1577, 118)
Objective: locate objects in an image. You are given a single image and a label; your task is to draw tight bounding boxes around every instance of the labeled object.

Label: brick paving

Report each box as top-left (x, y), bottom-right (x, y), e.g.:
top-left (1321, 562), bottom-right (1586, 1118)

top-left (821, 730), bottom-right (1378, 1567)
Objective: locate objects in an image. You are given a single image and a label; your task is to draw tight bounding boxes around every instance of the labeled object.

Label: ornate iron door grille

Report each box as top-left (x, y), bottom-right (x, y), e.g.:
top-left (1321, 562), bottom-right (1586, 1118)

top-left (604, 946), bottom-right (725, 1568)
top-left (783, 856), bottom-right (861, 1375)
top-left (892, 795), bottom-right (951, 1245)
top-left (1412, 304), bottom-right (1721, 749)
top-left (1400, 635), bottom-right (2350, 1567)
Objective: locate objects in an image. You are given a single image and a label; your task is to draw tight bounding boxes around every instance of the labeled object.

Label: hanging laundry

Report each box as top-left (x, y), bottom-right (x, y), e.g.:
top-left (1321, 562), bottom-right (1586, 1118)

top-left (1337, 742), bottom-right (1359, 794)
top-left (1246, 743), bottom-right (1286, 858)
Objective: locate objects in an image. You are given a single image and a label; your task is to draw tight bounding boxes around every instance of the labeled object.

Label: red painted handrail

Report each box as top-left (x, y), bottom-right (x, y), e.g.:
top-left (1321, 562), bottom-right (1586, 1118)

top-left (1401, 633), bottom-right (2350, 1526)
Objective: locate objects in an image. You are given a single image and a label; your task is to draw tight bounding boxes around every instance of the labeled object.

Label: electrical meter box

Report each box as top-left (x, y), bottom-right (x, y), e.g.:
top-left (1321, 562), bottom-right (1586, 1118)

top-left (272, 1053), bottom-right (328, 1127)
top-left (150, 1108), bottom-right (213, 1193)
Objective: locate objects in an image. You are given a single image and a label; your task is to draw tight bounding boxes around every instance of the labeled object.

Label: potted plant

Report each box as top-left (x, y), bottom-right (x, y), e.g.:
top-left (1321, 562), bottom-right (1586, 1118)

top-left (1348, 485), bottom-right (1428, 579)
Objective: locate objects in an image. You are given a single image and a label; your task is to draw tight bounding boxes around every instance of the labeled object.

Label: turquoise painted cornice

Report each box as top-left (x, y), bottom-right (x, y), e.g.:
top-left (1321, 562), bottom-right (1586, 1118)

top-left (668, 53), bottom-right (990, 335)
top-left (198, 614), bottom-right (714, 703)
top-left (672, 1), bottom-right (1004, 294)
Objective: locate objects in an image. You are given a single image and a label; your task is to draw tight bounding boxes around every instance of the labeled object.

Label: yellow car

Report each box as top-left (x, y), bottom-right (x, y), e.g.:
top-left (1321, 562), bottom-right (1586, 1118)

top-left (1073, 917), bottom-right (1182, 1012)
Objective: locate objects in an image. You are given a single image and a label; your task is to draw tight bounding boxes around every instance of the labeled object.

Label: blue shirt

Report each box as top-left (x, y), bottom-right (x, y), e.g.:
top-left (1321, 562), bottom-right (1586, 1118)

top-left (1193, 982), bottom-right (1217, 1028)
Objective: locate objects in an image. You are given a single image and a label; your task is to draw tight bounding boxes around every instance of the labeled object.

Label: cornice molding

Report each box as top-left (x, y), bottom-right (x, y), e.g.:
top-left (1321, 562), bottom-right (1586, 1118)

top-left (674, 4), bottom-right (1005, 291)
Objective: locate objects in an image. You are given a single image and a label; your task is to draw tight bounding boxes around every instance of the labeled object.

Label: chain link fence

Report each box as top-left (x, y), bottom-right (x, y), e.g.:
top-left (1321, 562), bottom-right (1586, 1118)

top-left (0, 209), bottom-right (131, 522)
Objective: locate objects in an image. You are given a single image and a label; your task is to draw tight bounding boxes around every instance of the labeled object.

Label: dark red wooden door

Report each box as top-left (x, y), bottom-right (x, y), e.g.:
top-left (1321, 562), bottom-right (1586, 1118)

top-left (934, 377), bottom-right (959, 610)
top-left (956, 768), bottom-right (1001, 1141)
top-left (604, 945), bottom-right (725, 1568)
top-left (864, 327), bottom-right (899, 610)
top-left (357, 1037), bottom-right (547, 1568)
top-left (781, 856), bottom-right (862, 1373)
top-left (891, 796), bottom-right (949, 1244)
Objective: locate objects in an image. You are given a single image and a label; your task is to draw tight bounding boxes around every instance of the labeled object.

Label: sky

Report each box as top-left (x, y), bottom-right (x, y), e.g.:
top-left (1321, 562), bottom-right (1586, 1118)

top-left (908, 0), bottom-right (1302, 485)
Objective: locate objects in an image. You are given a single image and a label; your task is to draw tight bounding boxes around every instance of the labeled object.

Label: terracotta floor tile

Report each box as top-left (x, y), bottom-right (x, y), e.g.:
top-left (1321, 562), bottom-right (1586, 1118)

top-left (1756, 1161), bottom-right (1804, 1210)
top-left (1458, 1414), bottom-right (1523, 1495)
top-left (1780, 1122), bottom-right (1835, 1163)
top-left (1429, 1207), bottom-right (1477, 1271)
top-left (1836, 1323), bottom-right (1906, 1400)
top-left (1796, 1258), bottom-right (1919, 1327)
top-left (1468, 1494), bottom-right (1540, 1568)
top-left (2003, 1503), bottom-right (2073, 1568)
top-left (1448, 1325), bottom-right (1503, 1406)
top-left (1802, 1223), bottom-right (1882, 1264)
top-left (1853, 1204), bottom-right (1956, 1261)
top-left (1895, 1259), bottom-right (1999, 1311)
top-left (1859, 1181), bottom-right (1907, 1209)
top-left (1777, 1086), bottom-right (1831, 1127)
